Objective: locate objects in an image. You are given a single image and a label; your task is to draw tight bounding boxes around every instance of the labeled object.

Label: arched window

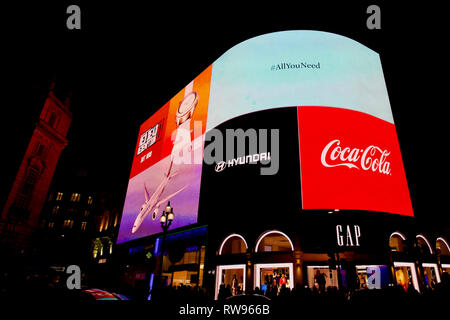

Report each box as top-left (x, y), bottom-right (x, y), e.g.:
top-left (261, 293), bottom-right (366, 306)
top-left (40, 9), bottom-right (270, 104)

top-left (436, 237), bottom-right (450, 256)
top-left (255, 230), bottom-right (294, 252)
top-left (416, 234), bottom-right (433, 254)
top-left (102, 237), bottom-right (113, 255)
top-left (389, 232), bottom-right (406, 252)
top-left (219, 234), bottom-right (248, 255)
top-left (92, 238), bottom-right (103, 258)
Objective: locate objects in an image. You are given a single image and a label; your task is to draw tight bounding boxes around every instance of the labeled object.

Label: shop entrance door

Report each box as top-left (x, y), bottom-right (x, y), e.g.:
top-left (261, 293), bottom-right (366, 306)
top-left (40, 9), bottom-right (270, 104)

top-left (254, 263), bottom-right (294, 296)
top-left (215, 264), bottom-right (246, 299)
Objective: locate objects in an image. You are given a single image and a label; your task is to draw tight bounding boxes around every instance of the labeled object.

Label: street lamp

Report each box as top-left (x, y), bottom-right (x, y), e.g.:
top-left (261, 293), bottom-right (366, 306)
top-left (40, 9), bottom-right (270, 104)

top-left (160, 201), bottom-right (174, 232)
top-left (156, 201), bottom-right (174, 290)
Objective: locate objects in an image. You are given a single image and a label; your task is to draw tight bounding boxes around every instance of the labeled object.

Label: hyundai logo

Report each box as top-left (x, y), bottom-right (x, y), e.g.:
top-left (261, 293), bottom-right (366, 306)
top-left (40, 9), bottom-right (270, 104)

top-left (215, 161), bottom-right (227, 172)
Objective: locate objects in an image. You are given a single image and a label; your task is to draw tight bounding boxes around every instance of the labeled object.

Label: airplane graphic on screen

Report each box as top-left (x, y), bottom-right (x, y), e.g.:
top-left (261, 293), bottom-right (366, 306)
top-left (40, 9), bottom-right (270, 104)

top-left (131, 161), bottom-right (188, 234)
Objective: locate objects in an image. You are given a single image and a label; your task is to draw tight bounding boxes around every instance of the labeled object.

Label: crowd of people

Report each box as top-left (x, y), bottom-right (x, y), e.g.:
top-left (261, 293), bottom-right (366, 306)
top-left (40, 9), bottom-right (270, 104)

top-left (215, 271), bottom-right (450, 307)
top-left (3, 265), bottom-right (449, 308)
top-left (260, 271), bottom-right (290, 298)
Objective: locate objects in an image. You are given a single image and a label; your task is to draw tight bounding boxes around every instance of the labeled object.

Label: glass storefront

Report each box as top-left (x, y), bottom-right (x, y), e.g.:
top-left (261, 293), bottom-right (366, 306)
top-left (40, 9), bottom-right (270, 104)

top-left (422, 263), bottom-right (441, 289)
top-left (255, 263), bottom-right (294, 294)
top-left (169, 270), bottom-right (198, 287)
top-left (215, 265), bottom-right (246, 299)
top-left (220, 268), bottom-right (244, 296)
top-left (259, 266), bottom-right (290, 295)
top-left (306, 266), bottom-right (339, 293)
top-left (393, 262), bottom-right (420, 292)
top-left (160, 245), bottom-right (206, 288)
top-left (356, 265), bottom-right (389, 289)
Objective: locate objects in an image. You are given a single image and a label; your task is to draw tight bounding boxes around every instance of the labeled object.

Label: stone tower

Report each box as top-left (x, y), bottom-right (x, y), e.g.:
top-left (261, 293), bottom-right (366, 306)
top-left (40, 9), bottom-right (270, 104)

top-left (1, 83), bottom-right (72, 252)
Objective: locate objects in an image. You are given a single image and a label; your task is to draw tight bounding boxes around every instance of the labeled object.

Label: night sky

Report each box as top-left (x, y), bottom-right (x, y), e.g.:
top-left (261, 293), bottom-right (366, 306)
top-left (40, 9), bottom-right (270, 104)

top-left (1, 2), bottom-right (448, 224)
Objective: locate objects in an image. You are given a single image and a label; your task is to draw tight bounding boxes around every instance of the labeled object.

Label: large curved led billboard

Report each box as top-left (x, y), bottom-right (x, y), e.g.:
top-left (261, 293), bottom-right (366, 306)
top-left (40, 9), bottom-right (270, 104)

top-left (117, 30), bottom-right (413, 244)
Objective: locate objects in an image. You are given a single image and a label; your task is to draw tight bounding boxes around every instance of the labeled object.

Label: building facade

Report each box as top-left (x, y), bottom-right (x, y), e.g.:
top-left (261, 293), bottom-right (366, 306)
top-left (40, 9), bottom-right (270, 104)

top-left (37, 169), bottom-right (122, 288)
top-left (114, 31), bottom-right (450, 300)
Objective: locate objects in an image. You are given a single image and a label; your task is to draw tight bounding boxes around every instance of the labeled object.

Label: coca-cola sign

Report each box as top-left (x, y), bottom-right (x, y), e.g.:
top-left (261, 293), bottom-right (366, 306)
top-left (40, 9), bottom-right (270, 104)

top-left (321, 139), bottom-right (391, 175)
top-left (298, 106), bottom-right (413, 216)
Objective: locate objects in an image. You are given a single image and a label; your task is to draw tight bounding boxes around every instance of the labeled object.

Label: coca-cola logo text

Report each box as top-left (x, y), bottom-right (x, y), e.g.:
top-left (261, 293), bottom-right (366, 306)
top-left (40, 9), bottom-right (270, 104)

top-left (320, 139), bottom-right (391, 175)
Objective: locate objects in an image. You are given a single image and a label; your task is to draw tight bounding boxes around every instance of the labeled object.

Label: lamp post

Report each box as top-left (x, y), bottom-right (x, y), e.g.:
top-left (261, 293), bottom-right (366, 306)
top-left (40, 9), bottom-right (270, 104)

top-left (157, 201), bottom-right (174, 288)
top-left (160, 201), bottom-right (174, 233)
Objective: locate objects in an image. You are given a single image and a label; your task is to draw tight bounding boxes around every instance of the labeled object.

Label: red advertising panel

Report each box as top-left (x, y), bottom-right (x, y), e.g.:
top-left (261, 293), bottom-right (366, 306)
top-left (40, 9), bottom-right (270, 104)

top-left (129, 103), bottom-right (170, 179)
top-left (298, 106), bottom-right (413, 216)
top-left (117, 65), bottom-right (212, 244)
top-left (129, 67), bottom-right (211, 179)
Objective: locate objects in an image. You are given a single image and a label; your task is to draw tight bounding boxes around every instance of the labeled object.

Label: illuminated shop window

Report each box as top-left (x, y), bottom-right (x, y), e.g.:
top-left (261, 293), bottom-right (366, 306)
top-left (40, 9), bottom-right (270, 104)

top-left (422, 263), bottom-right (441, 287)
top-left (87, 196), bottom-right (93, 205)
top-left (92, 239), bottom-right (103, 258)
top-left (436, 237), bottom-right (450, 256)
top-left (219, 234), bottom-right (248, 255)
top-left (256, 263), bottom-right (295, 293)
top-left (164, 246), bottom-right (203, 288)
top-left (306, 265), bottom-right (339, 291)
top-left (215, 265), bottom-right (246, 299)
top-left (81, 221), bottom-right (87, 231)
top-left (198, 246), bottom-right (205, 287)
top-left (255, 230), bottom-right (294, 252)
top-left (56, 192), bottom-right (63, 201)
top-left (52, 205), bottom-right (60, 214)
top-left (355, 265), bottom-right (391, 290)
top-left (389, 232), bottom-right (406, 252)
top-left (70, 193), bottom-right (81, 202)
top-left (393, 262), bottom-right (420, 292)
